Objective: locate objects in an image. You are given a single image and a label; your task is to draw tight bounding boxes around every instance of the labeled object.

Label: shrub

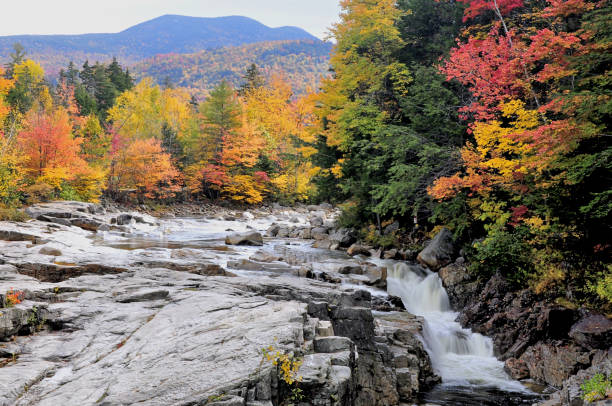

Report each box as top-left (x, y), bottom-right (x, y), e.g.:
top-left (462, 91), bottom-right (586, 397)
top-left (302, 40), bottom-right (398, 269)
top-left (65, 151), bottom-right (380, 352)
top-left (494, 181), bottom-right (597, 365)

top-left (0, 206), bottom-right (29, 222)
top-left (468, 227), bottom-right (534, 286)
top-left (23, 182), bottom-right (54, 204)
top-left (581, 373), bottom-right (611, 402)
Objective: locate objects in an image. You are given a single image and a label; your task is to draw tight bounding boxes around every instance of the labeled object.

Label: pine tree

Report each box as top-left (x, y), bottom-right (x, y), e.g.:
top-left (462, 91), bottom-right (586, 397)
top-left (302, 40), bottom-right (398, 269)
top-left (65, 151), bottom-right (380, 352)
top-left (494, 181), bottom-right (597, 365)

top-left (238, 64), bottom-right (265, 96)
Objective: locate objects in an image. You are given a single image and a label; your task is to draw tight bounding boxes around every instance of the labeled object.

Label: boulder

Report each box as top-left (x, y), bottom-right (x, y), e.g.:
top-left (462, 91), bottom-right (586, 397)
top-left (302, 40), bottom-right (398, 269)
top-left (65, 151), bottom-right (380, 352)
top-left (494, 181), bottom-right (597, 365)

top-left (265, 224), bottom-right (280, 237)
top-left (347, 244), bottom-right (372, 257)
top-left (115, 214), bottom-right (134, 225)
top-left (316, 320), bottom-right (334, 337)
top-left (70, 218), bottom-right (105, 232)
top-left (417, 228), bottom-right (455, 271)
top-left (383, 249), bottom-right (399, 260)
top-left (249, 251), bottom-right (281, 263)
top-left (338, 265), bottom-right (363, 275)
top-left (329, 228), bottom-right (357, 248)
top-left (364, 266), bottom-right (387, 289)
top-left (311, 227), bottom-right (329, 241)
top-left (504, 357), bottom-right (530, 380)
top-left (39, 246), bottom-right (62, 257)
top-left (314, 336), bottom-right (354, 353)
top-left (569, 314), bottom-right (612, 350)
top-left (519, 343), bottom-right (591, 387)
top-left (310, 216), bottom-right (324, 227)
top-left (225, 232), bottom-right (264, 246)
top-left (313, 240), bottom-right (333, 250)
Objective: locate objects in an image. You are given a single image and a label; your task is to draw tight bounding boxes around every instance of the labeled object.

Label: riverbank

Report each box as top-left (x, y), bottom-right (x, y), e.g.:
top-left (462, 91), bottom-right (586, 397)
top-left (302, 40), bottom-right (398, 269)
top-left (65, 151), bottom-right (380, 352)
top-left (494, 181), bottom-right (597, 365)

top-left (0, 200), bottom-right (609, 405)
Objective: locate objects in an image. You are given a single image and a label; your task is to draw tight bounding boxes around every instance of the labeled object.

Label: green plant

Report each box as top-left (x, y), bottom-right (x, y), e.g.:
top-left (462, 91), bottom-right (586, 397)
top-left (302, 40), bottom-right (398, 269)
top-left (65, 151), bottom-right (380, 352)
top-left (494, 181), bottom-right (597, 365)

top-left (58, 183), bottom-right (83, 202)
top-left (3, 288), bottom-right (24, 308)
top-left (261, 342), bottom-right (303, 405)
top-left (468, 227), bottom-right (534, 286)
top-left (581, 373), bottom-right (611, 402)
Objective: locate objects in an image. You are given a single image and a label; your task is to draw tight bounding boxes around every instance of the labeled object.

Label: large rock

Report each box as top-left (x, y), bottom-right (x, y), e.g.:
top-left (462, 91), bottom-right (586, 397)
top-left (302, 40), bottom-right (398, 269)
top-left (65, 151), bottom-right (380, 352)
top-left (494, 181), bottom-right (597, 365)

top-left (329, 228), bottom-right (357, 248)
top-left (518, 343), bottom-right (591, 387)
top-left (569, 314), bottom-right (612, 350)
top-left (347, 244), bottom-right (371, 257)
top-left (438, 263), bottom-right (477, 309)
top-left (225, 232), bottom-right (264, 246)
top-left (417, 228), bottom-right (455, 271)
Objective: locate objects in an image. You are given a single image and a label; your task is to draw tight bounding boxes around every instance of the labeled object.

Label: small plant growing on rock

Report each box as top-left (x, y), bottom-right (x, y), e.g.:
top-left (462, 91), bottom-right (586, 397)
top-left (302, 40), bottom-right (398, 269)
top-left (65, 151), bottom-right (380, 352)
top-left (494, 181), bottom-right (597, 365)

top-left (261, 341), bottom-right (303, 405)
top-left (4, 289), bottom-right (24, 307)
top-left (581, 373), bottom-right (611, 402)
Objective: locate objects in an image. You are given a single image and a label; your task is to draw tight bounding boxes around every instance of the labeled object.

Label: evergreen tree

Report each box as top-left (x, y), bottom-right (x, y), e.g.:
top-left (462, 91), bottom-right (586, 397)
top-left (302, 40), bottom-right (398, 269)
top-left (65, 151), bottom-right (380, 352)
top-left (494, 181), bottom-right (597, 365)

top-left (200, 80), bottom-right (242, 163)
top-left (4, 43), bottom-right (26, 79)
top-left (238, 63), bottom-right (265, 96)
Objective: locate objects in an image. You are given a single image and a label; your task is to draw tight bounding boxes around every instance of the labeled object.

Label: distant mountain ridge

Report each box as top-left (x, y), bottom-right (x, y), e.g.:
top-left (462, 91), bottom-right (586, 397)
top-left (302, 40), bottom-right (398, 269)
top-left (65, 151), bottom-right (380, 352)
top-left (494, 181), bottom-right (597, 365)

top-left (0, 15), bottom-right (323, 76)
top-left (133, 40), bottom-right (333, 97)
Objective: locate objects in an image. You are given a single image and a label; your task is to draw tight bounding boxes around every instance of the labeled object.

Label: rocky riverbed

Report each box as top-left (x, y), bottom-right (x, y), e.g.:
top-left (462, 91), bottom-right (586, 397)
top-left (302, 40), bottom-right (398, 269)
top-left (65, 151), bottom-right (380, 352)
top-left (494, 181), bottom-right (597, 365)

top-left (0, 201), bottom-right (609, 406)
top-left (0, 201), bottom-right (439, 406)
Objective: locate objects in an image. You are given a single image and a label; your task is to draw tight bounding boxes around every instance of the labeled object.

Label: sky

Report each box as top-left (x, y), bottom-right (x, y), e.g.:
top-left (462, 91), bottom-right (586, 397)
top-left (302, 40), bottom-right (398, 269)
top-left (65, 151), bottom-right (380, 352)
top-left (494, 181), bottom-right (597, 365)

top-left (0, 0), bottom-right (342, 39)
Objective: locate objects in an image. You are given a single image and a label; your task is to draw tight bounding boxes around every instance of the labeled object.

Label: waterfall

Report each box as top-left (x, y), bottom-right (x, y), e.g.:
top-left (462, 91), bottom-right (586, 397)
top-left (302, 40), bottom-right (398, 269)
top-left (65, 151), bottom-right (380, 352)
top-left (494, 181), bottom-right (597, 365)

top-left (387, 263), bottom-right (527, 391)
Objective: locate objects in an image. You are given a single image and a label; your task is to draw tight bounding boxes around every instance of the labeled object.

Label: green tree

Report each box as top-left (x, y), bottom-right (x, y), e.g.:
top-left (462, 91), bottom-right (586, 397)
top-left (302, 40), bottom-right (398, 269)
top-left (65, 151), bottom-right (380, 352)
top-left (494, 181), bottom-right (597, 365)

top-left (199, 80), bottom-right (242, 163)
top-left (239, 63), bottom-right (265, 96)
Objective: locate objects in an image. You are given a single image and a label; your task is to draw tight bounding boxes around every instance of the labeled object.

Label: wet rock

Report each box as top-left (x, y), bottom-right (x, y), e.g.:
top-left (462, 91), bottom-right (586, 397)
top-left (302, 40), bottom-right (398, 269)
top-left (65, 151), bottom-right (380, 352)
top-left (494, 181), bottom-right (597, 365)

top-left (364, 266), bottom-right (387, 289)
top-left (249, 251), bottom-right (282, 263)
top-left (115, 213), bottom-right (134, 225)
top-left (347, 244), bottom-right (372, 257)
top-left (438, 263), bottom-right (475, 309)
top-left (417, 228), bottom-right (455, 271)
top-left (338, 265), bottom-right (363, 275)
top-left (276, 227), bottom-right (291, 238)
top-left (225, 232), bottom-right (264, 246)
top-left (383, 249), bottom-right (399, 260)
top-left (569, 314), bottom-right (612, 350)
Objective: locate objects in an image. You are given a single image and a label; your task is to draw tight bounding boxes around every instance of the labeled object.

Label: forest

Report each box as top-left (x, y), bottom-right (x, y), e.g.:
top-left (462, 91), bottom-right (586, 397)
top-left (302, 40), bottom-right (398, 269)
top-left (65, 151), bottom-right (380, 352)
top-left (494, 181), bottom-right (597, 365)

top-left (0, 0), bottom-right (610, 312)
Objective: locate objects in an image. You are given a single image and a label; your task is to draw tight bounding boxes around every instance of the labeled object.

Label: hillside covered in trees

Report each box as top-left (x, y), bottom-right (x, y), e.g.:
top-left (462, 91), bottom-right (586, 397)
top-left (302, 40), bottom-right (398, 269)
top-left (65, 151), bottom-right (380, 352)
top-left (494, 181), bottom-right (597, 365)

top-left (132, 40), bottom-right (332, 97)
top-left (0, 15), bottom-right (320, 75)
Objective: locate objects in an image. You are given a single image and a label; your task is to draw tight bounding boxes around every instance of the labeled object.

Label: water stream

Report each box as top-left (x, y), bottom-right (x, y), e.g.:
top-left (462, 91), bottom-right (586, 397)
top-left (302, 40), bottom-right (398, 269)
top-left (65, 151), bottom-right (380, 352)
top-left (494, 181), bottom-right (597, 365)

top-left (387, 263), bottom-right (539, 405)
top-left (96, 216), bottom-right (540, 405)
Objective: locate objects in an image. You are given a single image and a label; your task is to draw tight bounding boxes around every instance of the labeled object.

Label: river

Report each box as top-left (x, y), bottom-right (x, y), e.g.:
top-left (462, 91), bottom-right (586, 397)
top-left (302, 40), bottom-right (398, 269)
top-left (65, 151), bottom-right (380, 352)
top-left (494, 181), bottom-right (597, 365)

top-left (95, 215), bottom-right (542, 405)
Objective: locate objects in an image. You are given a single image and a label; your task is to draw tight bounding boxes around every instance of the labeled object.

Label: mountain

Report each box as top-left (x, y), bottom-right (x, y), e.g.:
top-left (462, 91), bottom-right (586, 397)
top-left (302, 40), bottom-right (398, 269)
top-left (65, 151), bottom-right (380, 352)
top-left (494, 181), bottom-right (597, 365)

top-left (133, 40), bottom-right (332, 97)
top-left (0, 15), bottom-right (322, 76)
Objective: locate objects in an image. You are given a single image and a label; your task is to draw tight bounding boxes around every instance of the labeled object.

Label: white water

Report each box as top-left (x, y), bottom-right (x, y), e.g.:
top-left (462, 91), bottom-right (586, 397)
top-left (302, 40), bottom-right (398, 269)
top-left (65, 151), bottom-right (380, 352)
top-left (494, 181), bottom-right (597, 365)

top-left (387, 263), bottom-right (527, 392)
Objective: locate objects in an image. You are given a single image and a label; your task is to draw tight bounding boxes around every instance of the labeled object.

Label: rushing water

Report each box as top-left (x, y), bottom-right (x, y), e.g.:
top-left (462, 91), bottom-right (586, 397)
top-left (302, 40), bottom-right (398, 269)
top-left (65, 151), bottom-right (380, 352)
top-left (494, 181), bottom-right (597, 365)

top-left (97, 216), bottom-right (542, 405)
top-left (387, 263), bottom-right (541, 405)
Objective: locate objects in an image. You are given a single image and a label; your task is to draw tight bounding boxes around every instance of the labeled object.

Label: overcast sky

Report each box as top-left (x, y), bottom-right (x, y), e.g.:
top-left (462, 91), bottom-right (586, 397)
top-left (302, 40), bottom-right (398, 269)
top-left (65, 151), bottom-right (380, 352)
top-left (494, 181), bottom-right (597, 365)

top-left (0, 0), bottom-right (341, 39)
